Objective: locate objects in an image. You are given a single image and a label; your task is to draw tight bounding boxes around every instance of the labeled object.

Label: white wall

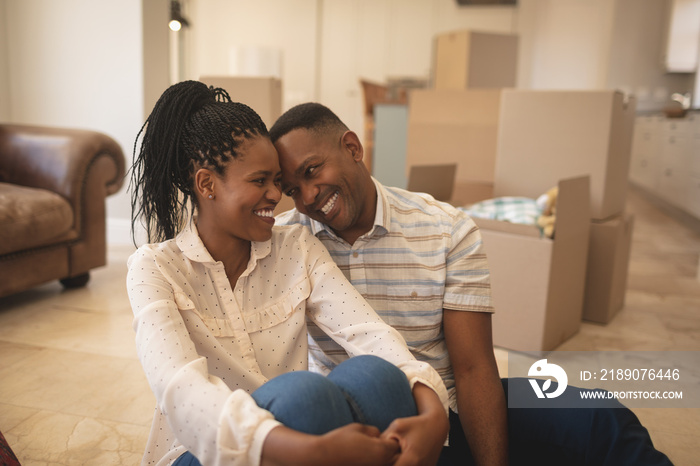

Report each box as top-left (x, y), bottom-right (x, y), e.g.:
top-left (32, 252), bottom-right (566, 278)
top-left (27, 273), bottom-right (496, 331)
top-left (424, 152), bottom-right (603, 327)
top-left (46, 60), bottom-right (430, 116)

top-left (187, 0), bottom-right (518, 142)
top-left (607, 0), bottom-right (695, 111)
top-left (2, 0), bottom-right (144, 244)
top-left (517, 0), bottom-right (616, 89)
top-left (187, 0), bottom-right (319, 109)
top-left (317, 0), bottom-right (516, 140)
top-left (0, 0), bottom-right (10, 121)
top-left (516, 0), bottom-right (694, 109)
top-left (318, 0), bottom-right (518, 137)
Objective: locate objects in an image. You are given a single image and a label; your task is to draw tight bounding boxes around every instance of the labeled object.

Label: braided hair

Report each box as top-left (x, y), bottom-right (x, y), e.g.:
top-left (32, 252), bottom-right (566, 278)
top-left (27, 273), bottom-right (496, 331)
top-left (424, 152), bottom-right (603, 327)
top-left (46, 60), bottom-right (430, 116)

top-left (130, 80), bottom-right (268, 244)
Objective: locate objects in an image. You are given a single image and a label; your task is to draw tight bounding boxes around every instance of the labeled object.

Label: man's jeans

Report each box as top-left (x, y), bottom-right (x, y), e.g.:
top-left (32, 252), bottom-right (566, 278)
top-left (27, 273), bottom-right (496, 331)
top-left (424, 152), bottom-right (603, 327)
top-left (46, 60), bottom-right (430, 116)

top-left (173, 355), bottom-right (417, 465)
top-left (439, 377), bottom-right (674, 466)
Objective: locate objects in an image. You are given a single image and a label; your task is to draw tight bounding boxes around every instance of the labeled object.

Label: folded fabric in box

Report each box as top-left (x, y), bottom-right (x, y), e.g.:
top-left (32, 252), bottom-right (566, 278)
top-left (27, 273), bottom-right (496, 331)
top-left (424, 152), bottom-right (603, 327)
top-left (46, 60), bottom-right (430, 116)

top-left (459, 188), bottom-right (559, 238)
top-left (460, 196), bottom-right (542, 226)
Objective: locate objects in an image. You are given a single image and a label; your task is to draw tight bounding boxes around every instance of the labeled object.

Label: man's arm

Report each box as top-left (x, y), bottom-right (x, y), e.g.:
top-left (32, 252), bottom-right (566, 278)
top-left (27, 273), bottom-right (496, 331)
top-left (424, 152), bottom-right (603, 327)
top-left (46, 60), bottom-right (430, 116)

top-left (443, 309), bottom-right (508, 466)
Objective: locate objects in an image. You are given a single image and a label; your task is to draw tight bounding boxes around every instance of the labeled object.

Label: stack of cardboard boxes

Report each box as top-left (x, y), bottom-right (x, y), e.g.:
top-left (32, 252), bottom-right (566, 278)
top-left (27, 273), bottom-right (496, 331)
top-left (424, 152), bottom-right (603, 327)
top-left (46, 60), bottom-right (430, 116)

top-left (405, 30), bottom-right (518, 206)
top-left (495, 90), bottom-right (637, 326)
top-left (403, 30), bottom-right (637, 351)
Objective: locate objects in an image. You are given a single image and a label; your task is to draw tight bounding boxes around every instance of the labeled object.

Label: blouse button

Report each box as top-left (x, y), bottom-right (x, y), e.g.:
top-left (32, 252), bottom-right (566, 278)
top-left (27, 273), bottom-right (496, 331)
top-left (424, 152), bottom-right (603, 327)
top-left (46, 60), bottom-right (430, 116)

top-left (352, 251), bottom-right (359, 258)
top-left (410, 291), bottom-right (418, 298)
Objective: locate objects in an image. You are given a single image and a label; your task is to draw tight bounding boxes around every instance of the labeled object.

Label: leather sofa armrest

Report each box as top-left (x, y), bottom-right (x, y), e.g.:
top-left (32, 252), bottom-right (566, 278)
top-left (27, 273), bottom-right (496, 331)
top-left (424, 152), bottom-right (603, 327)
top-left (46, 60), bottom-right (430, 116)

top-left (0, 123), bottom-right (126, 218)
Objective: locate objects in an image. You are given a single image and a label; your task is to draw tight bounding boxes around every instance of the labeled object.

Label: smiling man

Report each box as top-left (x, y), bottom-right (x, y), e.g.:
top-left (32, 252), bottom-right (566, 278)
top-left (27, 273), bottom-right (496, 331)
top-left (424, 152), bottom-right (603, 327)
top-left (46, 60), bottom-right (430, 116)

top-left (273, 123), bottom-right (377, 245)
top-left (270, 102), bottom-right (672, 466)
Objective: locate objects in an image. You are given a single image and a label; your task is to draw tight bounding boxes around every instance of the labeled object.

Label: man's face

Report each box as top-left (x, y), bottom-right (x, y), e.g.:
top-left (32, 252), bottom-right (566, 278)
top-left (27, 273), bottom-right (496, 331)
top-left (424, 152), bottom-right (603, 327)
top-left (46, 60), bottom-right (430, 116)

top-left (274, 128), bottom-right (367, 234)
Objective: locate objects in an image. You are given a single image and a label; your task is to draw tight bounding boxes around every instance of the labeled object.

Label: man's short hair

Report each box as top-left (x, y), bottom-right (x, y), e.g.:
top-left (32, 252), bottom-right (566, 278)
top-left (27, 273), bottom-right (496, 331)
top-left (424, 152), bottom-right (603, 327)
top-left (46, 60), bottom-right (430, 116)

top-left (269, 102), bottom-right (348, 143)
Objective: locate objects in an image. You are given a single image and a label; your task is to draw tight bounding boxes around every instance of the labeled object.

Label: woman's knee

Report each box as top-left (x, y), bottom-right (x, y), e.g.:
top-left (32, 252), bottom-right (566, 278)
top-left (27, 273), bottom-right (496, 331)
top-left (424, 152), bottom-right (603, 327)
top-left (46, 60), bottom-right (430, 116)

top-left (328, 355), bottom-right (417, 430)
top-left (329, 355), bottom-right (408, 385)
top-left (252, 371), bottom-right (354, 435)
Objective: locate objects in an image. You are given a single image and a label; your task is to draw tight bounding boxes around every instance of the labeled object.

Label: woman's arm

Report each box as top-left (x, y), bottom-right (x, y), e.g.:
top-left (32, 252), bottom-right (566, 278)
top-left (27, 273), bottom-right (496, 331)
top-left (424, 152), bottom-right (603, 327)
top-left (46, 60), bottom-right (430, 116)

top-left (127, 248), bottom-right (281, 466)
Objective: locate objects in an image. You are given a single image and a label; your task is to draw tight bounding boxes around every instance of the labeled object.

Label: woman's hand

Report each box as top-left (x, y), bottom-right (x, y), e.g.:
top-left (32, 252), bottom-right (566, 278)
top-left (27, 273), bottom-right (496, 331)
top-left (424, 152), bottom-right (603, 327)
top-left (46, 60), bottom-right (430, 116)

top-left (380, 382), bottom-right (449, 466)
top-left (320, 423), bottom-right (401, 465)
top-left (261, 423), bottom-right (399, 466)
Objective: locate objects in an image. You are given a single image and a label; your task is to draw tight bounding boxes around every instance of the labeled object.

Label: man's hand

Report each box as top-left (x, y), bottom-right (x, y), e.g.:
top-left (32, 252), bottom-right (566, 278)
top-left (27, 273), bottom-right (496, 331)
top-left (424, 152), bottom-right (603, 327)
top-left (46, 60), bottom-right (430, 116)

top-left (381, 382), bottom-right (449, 466)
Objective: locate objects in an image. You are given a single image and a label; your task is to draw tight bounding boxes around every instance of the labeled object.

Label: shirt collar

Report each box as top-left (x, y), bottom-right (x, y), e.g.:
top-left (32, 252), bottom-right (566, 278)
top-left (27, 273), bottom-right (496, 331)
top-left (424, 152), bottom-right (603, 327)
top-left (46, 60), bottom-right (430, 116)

top-left (176, 218), bottom-right (272, 267)
top-left (305, 177), bottom-right (390, 241)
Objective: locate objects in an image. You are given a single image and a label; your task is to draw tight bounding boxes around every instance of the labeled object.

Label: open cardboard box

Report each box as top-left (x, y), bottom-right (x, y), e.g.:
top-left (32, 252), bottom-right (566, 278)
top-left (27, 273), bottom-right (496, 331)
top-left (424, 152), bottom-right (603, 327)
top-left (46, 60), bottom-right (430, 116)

top-left (494, 90), bottom-right (635, 220)
top-left (406, 89), bottom-right (502, 205)
top-left (475, 176), bottom-right (591, 352)
top-left (583, 213), bottom-right (635, 324)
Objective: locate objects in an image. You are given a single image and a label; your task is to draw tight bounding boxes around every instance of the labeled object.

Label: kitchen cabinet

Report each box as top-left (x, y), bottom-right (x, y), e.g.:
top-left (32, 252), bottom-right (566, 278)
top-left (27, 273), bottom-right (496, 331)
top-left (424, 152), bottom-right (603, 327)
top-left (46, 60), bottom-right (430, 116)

top-left (658, 119), bottom-right (692, 206)
top-left (664, 0), bottom-right (700, 72)
top-left (630, 113), bottom-right (700, 219)
top-left (630, 115), bottom-right (662, 191)
top-left (688, 175), bottom-right (700, 217)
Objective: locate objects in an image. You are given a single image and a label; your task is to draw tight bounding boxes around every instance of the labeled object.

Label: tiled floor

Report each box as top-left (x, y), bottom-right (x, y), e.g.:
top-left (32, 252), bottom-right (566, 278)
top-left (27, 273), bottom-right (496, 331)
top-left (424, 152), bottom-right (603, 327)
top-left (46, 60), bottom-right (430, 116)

top-left (1, 187), bottom-right (699, 465)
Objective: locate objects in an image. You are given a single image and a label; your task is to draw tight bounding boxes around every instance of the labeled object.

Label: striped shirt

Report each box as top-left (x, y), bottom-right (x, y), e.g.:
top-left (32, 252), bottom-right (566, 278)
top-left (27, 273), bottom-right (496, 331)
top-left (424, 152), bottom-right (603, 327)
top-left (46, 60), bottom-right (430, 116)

top-left (276, 178), bottom-right (493, 410)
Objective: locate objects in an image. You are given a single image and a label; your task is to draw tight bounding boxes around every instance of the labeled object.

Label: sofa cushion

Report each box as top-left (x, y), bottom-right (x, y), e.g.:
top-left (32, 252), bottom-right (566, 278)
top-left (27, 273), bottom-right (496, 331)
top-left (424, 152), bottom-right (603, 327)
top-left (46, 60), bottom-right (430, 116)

top-left (0, 182), bottom-right (75, 255)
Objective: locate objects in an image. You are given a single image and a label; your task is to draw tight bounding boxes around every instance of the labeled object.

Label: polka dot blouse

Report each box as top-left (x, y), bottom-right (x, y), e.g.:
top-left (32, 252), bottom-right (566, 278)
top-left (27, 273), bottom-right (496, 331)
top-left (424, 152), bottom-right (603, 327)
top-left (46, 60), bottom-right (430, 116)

top-left (126, 222), bottom-right (447, 466)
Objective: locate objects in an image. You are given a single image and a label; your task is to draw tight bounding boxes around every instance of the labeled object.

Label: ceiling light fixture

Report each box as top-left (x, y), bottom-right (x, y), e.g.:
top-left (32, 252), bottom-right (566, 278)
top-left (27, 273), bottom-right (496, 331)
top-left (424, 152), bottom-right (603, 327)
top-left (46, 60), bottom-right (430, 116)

top-left (169, 0), bottom-right (190, 32)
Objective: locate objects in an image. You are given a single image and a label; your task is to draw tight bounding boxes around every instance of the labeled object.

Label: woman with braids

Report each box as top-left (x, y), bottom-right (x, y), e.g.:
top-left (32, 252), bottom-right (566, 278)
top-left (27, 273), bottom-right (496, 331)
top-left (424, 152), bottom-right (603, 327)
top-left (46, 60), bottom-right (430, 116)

top-left (127, 80), bottom-right (449, 466)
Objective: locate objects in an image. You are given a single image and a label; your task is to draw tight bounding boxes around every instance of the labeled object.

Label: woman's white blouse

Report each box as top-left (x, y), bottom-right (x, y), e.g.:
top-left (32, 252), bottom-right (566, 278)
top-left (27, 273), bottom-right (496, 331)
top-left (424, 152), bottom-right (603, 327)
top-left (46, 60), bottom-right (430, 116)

top-left (127, 222), bottom-right (448, 466)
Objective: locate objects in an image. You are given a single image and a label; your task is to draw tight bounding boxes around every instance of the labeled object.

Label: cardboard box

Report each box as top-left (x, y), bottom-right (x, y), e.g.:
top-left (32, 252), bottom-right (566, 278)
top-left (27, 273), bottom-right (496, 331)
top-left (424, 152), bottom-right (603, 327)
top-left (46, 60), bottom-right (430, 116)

top-left (582, 213), bottom-right (635, 323)
top-left (476, 176), bottom-right (591, 352)
top-left (494, 90), bottom-right (636, 220)
top-left (406, 89), bottom-right (502, 205)
top-left (433, 30), bottom-right (518, 90)
top-left (199, 76), bottom-right (282, 129)
top-left (406, 163), bottom-right (457, 202)
top-left (451, 181), bottom-right (494, 207)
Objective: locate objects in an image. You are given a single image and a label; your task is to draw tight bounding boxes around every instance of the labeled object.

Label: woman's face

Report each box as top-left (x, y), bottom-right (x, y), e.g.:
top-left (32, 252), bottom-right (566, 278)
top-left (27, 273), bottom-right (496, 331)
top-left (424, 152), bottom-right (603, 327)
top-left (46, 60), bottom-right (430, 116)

top-left (203, 136), bottom-right (282, 243)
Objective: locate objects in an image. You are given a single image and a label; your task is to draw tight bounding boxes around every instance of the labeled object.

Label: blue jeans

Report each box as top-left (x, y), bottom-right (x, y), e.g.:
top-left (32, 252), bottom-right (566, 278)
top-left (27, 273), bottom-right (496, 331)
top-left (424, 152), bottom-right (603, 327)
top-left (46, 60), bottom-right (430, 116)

top-left (439, 378), bottom-right (673, 466)
top-left (173, 355), bottom-right (417, 465)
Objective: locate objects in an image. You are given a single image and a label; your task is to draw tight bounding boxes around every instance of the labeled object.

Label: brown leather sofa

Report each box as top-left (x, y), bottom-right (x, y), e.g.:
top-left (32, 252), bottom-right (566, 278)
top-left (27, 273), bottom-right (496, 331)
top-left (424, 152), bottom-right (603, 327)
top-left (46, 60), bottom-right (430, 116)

top-left (0, 124), bottom-right (126, 298)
